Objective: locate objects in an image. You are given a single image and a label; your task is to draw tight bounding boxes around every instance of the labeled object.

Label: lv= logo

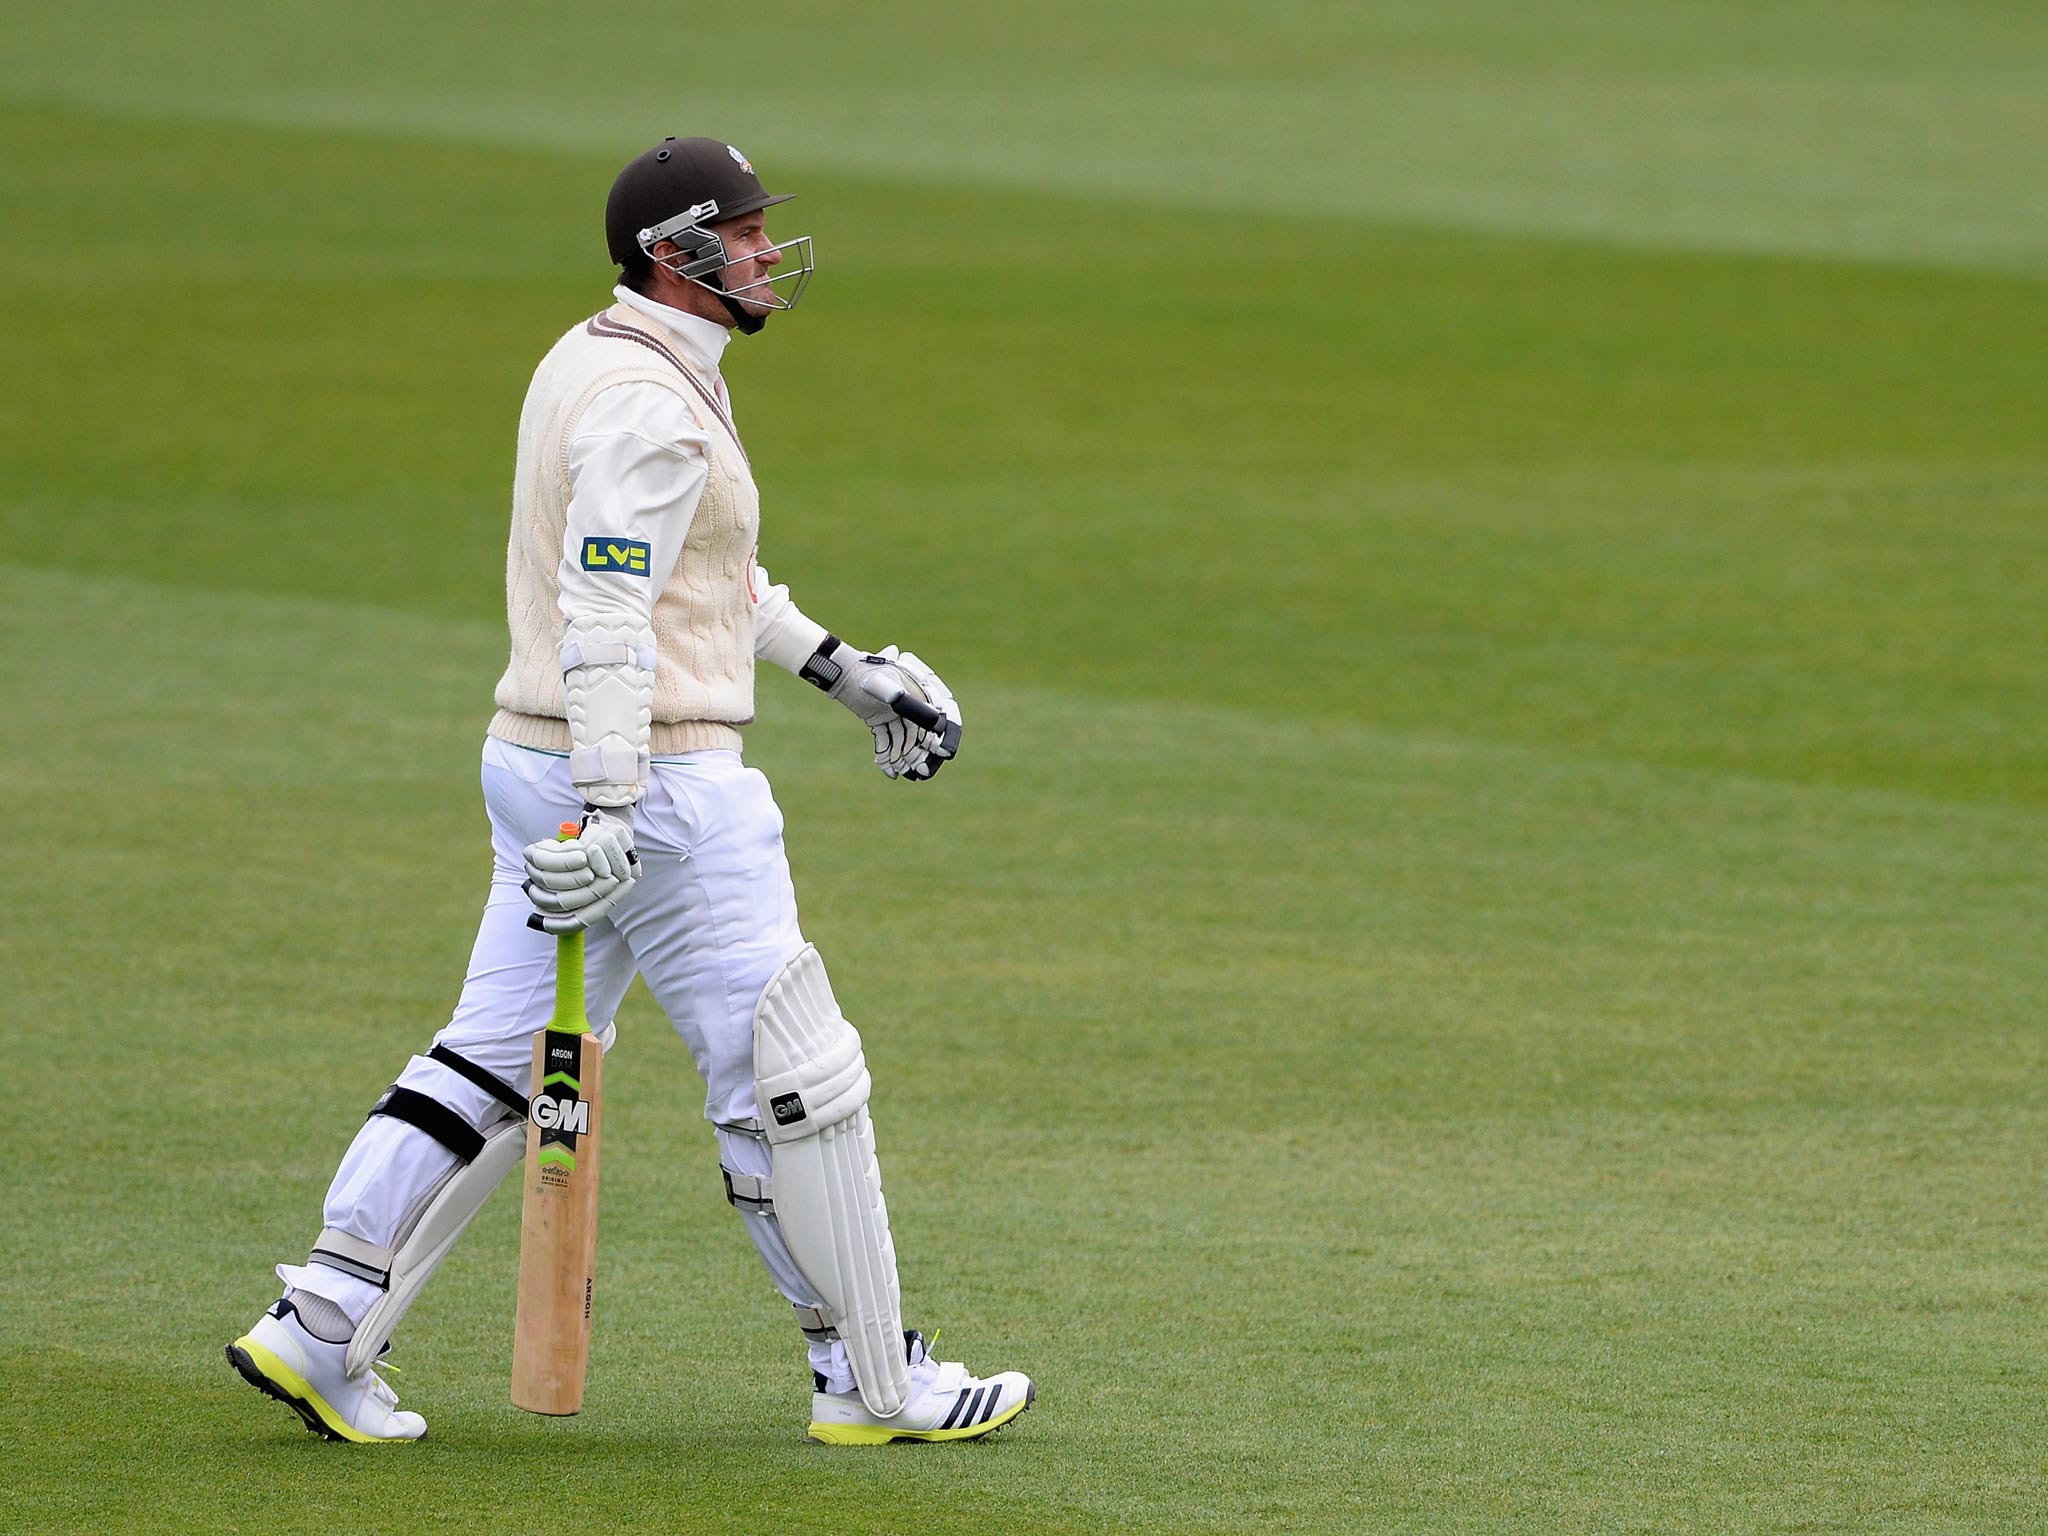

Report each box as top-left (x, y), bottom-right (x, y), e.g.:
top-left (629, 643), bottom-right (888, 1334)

top-left (582, 537), bottom-right (650, 575)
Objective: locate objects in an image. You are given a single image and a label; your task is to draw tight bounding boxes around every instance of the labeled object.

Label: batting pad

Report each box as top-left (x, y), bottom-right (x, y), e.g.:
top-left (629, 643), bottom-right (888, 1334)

top-left (754, 945), bottom-right (910, 1417)
top-left (341, 1118), bottom-right (526, 1379)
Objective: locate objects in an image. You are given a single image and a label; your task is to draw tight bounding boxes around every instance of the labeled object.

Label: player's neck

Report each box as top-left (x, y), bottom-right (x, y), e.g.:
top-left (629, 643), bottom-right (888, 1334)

top-left (640, 273), bottom-right (736, 332)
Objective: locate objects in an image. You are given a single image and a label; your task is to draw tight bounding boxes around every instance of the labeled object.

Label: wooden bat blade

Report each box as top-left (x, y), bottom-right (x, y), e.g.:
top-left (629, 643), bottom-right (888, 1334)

top-left (510, 1027), bottom-right (603, 1414)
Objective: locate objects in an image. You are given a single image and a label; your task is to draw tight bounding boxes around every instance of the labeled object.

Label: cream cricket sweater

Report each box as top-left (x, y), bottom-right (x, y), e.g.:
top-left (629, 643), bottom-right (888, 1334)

top-left (490, 300), bottom-right (761, 757)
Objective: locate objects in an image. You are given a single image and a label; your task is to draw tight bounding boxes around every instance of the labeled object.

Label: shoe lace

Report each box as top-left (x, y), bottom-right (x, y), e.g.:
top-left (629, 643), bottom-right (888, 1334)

top-left (907, 1330), bottom-right (970, 1397)
top-left (369, 1359), bottom-right (403, 1410)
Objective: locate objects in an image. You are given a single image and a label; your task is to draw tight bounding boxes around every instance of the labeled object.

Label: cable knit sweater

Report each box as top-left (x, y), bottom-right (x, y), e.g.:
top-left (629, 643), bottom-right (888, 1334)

top-left (490, 302), bottom-right (759, 757)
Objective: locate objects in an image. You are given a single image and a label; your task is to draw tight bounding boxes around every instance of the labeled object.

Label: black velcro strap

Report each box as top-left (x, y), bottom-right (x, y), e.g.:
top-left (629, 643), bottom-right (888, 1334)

top-left (368, 1086), bottom-right (485, 1164)
top-left (798, 634), bottom-right (844, 692)
top-left (792, 1301), bottom-right (839, 1342)
top-left (310, 1246), bottom-right (392, 1287)
top-left (428, 1044), bottom-right (528, 1118)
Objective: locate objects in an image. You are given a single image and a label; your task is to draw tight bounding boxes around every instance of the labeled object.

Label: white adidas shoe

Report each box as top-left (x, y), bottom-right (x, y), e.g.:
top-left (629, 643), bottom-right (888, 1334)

top-left (808, 1331), bottom-right (1035, 1445)
top-left (226, 1297), bottom-right (426, 1443)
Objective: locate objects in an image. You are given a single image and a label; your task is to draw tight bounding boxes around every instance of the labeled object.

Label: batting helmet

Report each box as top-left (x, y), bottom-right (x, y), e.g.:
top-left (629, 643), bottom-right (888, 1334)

top-left (605, 138), bottom-right (813, 333)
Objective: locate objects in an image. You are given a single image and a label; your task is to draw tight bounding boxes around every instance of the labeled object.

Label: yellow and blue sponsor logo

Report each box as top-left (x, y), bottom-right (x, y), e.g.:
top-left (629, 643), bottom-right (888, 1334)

top-left (581, 537), bottom-right (651, 575)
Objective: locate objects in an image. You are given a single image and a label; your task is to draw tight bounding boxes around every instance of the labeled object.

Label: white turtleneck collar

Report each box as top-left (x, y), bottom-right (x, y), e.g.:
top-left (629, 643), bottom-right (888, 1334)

top-left (613, 284), bottom-right (732, 375)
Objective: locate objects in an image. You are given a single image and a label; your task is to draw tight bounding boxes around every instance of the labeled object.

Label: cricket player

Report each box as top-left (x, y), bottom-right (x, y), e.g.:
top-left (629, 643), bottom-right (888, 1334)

top-left (226, 137), bottom-right (1034, 1445)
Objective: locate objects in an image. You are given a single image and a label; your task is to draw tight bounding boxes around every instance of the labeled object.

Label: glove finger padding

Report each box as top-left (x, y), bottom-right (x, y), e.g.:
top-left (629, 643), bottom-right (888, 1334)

top-left (525, 870), bottom-right (636, 932)
top-left (526, 844), bottom-right (603, 885)
top-left (523, 845), bottom-right (630, 888)
top-left (577, 877), bottom-right (635, 925)
top-left (522, 806), bottom-right (640, 931)
top-left (527, 816), bottom-right (637, 879)
top-left (530, 903), bottom-right (610, 936)
top-left (524, 873), bottom-right (628, 915)
top-left (578, 809), bottom-right (635, 849)
top-left (870, 716), bottom-right (921, 777)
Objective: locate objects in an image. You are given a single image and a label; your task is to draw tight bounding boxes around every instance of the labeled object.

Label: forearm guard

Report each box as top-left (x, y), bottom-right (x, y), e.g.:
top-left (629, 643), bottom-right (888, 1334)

top-left (560, 613), bottom-right (655, 808)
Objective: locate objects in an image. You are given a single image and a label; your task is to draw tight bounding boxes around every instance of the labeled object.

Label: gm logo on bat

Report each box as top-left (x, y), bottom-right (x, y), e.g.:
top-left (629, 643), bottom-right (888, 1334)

top-left (582, 537), bottom-right (650, 575)
top-left (531, 1094), bottom-right (591, 1135)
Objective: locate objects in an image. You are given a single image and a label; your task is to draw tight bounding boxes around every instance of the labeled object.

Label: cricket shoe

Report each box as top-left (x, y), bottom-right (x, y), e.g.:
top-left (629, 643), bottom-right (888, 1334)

top-left (226, 1296), bottom-right (426, 1443)
top-left (808, 1330), bottom-right (1034, 1445)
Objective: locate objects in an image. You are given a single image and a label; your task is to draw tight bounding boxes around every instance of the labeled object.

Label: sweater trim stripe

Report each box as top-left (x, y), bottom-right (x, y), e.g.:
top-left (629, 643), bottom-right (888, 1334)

top-left (585, 313), bottom-right (748, 467)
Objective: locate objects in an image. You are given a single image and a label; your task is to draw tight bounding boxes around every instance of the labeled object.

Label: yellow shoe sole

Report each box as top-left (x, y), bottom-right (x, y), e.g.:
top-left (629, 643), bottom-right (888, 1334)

top-left (225, 1335), bottom-right (418, 1445)
top-left (808, 1382), bottom-right (1036, 1445)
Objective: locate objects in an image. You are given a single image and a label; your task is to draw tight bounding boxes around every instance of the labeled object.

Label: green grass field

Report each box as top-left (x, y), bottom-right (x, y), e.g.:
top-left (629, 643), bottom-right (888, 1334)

top-left (3, 3), bottom-right (2045, 1531)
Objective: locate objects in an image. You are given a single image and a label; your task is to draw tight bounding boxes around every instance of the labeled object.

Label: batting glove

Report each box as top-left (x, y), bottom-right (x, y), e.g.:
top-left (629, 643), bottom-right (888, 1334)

top-left (799, 637), bottom-right (963, 780)
top-left (523, 806), bottom-right (641, 934)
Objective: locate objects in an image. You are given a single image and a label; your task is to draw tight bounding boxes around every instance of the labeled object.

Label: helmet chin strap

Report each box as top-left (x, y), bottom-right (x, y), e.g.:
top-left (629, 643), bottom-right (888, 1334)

top-left (704, 270), bottom-right (767, 335)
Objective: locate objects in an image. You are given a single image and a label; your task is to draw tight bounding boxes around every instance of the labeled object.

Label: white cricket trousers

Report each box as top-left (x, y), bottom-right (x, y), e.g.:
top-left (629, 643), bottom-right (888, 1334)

top-left (297, 736), bottom-right (856, 1388)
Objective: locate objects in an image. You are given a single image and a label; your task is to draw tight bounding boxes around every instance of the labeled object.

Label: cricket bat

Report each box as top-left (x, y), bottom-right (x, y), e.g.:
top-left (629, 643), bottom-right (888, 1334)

top-left (510, 822), bottom-right (604, 1415)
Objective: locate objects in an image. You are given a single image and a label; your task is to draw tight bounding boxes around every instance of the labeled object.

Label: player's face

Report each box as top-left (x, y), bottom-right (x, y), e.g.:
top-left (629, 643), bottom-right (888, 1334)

top-left (717, 212), bottom-right (782, 314)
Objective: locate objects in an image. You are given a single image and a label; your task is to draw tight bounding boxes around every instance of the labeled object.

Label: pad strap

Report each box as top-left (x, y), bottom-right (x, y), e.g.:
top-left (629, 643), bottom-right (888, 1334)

top-left (792, 1302), bottom-right (838, 1341)
top-left (310, 1228), bottom-right (396, 1288)
top-left (428, 1044), bottom-right (527, 1119)
top-left (368, 1085), bottom-right (486, 1164)
top-left (721, 1166), bottom-right (774, 1214)
top-left (716, 1149), bottom-right (836, 1344)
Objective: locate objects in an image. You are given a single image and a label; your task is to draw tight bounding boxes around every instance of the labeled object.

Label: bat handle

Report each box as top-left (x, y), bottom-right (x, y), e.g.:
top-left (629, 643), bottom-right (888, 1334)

top-left (856, 676), bottom-right (961, 761)
top-left (892, 694), bottom-right (945, 732)
top-left (854, 673), bottom-right (937, 729)
top-left (549, 821), bottom-right (588, 1033)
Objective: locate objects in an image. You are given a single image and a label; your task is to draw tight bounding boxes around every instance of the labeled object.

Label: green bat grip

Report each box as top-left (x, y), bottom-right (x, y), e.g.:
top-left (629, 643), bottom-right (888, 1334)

top-left (551, 930), bottom-right (588, 1034)
top-left (548, 821), bottom-right (590, 1034)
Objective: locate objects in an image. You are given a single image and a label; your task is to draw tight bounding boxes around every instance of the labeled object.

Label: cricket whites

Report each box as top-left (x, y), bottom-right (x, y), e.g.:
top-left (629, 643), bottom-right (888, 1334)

top-left (510, 822), bottom-right (605, 1415)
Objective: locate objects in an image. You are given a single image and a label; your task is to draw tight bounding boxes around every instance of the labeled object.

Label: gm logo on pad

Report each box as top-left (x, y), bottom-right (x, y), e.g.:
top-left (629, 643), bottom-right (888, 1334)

top-left (769, 1092), bottom-right (807, 1126)
top-left (582, 537), bottom-right (650, 575)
